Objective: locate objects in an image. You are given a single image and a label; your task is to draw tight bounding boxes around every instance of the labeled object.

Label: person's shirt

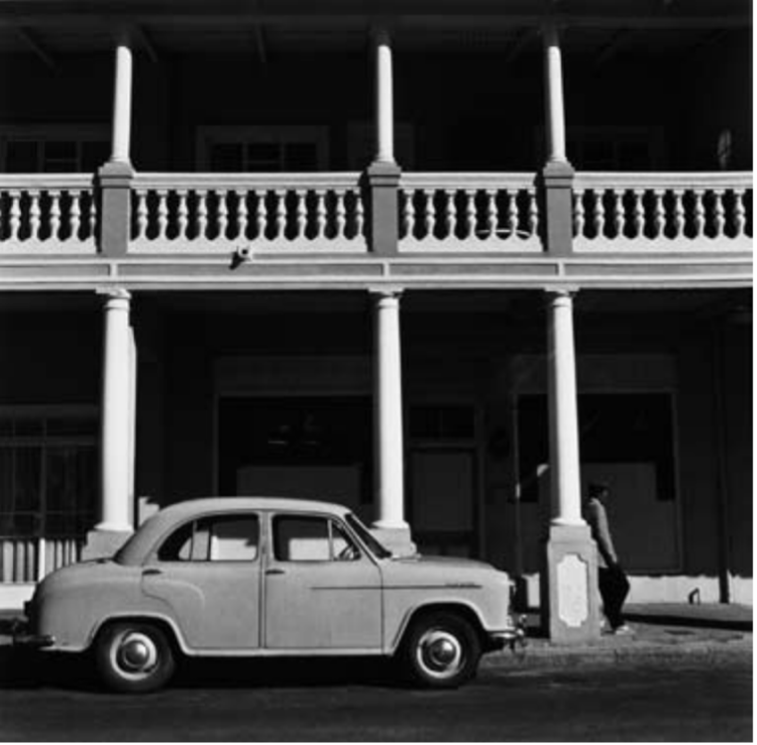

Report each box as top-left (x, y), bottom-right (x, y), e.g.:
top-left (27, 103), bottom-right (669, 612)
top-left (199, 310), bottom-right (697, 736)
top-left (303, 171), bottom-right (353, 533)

top-left (584, 496), bottom-right (619, 569)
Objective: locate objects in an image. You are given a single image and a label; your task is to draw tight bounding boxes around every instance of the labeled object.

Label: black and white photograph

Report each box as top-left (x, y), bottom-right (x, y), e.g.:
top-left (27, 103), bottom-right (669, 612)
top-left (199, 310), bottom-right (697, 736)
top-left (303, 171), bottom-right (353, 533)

top-left (0, 0), bottom-right (751, 741)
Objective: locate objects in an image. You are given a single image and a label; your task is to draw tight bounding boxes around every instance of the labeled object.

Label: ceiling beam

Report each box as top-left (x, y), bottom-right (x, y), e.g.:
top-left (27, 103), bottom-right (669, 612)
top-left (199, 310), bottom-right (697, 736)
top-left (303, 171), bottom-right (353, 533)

top-left (131, 24), bottom-right (160, 64)
top-left (14, 25), bottom-right (56, 70)
top-left (503, 27), bottom-right (535, 65)
top-left (595, 29), bottom-right (630, 67)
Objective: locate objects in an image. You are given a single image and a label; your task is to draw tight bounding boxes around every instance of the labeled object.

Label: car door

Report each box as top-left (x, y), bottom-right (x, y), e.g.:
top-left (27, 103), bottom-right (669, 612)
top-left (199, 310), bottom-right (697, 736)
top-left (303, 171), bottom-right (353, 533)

top-left (140, 512), bottom-right (262, 651)
top-left (263, 512), bottom-right (383, 651)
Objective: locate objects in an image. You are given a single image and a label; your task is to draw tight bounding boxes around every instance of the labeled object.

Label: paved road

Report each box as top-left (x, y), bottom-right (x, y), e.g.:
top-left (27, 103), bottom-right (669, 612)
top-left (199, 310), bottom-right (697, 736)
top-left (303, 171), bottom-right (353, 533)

top-left (0, 651), bottom-right (751, 741)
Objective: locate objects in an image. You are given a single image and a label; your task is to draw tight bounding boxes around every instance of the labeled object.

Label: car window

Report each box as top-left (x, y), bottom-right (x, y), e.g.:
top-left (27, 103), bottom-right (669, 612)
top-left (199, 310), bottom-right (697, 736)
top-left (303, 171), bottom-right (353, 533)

top-left (273, 516), bottom-right (360, 562)
top-left (157, 515), bottom-right (260, 562)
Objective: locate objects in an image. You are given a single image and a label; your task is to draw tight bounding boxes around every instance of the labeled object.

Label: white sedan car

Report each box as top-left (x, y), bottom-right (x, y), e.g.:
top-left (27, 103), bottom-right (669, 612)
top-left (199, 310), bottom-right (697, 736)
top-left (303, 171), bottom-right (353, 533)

top-left (18, 498), bottom-right (524, 692)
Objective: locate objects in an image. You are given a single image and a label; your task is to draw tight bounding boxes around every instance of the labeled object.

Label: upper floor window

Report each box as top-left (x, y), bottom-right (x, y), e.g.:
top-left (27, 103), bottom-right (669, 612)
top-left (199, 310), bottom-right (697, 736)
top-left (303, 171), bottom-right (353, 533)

top-left (197, 126), bottom-right (329, 172)
top-left (0, 126), bottom-right (109, 173)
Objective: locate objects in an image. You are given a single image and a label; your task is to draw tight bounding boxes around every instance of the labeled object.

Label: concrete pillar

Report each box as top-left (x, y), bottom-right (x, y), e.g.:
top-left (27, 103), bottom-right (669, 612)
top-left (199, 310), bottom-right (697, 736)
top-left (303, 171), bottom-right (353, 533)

top-left (541, 289), bottom-right (600, 643)
top-left (98, 33), bottom-right (134, 258)
top-left (110, 36), bottom-right (133, 165)
top-left (373, 26), bottom-right (395, 165)
top-left (543, 22), bottom-right (567, 165)
top-left (371, 289), bottom-right (414, 555)
top-left (540, 21), bottom-right (575, 257)
top-left (83, 289), bottom-right (135, 558)
top-left (366, 26), bottom-right (401, 256)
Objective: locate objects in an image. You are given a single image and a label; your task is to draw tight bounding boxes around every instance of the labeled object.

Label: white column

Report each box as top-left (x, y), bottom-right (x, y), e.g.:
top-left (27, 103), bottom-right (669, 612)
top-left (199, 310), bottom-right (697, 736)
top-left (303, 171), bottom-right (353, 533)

top-left (547, 290), bottom-right (584, 526)
top-left (110, 37), bottom-right (133, 164)
top-left (98, 289), bottom-right (133, 532)
top-left (543, 22), bottom-right (567, 163)
top-left (373, 290), bottom-right (407, 529)
top-left (374, 27), bottom-right (395, 164)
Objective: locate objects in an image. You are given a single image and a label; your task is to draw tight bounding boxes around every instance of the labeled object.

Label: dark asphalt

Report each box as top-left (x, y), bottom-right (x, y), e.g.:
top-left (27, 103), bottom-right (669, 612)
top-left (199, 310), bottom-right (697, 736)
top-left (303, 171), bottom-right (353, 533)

top-left (0, 651), bottom-right (751, 741)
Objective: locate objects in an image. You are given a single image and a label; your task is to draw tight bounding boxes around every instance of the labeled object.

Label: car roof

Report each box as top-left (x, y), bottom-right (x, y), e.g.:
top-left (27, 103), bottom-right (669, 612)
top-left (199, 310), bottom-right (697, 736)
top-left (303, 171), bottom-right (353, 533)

top-left (115, 497), bottom-right (353, 565)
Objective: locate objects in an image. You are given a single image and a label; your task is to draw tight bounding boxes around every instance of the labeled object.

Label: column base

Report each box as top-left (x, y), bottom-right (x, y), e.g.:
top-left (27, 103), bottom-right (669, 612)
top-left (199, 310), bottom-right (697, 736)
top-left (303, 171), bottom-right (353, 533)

top-left (540, 523), bottom-right (601, 644)
top-left (370, 524), bottom-right (417, 557)
top-left (81, 528), bottom-right (134, 561)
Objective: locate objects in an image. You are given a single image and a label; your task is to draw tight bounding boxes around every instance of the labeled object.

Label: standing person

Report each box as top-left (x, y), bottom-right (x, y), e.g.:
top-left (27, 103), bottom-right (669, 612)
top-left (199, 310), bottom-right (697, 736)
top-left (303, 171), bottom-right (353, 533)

top-left (584, 482), bottom-right (632, 634)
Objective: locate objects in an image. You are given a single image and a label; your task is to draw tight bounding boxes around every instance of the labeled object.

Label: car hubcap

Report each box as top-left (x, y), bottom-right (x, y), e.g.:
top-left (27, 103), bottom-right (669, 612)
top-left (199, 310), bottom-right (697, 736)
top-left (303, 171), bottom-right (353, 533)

top-left (417, 629), bottom-right (463, 677)
top-left (116, 632), bottom-right (158, 674)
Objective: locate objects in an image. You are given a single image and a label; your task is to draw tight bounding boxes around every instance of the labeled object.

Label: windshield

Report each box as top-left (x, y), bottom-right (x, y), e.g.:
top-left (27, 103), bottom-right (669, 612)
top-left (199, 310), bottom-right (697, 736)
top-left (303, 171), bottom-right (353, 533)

top-left (346, 513), bottom-right (393, 559)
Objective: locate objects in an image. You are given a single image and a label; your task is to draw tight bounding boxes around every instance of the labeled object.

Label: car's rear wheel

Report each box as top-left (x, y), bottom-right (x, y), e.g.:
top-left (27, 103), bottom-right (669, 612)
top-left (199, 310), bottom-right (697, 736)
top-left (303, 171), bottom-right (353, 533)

top-left (402, 611), bottom-right (481, 689)
top-left (95, 621), bottom-right (176, 693)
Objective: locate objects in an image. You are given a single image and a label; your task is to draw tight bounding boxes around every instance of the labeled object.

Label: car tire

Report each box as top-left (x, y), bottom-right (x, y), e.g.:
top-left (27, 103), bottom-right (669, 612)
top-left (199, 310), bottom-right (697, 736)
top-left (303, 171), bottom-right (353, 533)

top-left (402, 611), bottom-right (481, 689)
top-left (95, 621), bottom-right (176, 693)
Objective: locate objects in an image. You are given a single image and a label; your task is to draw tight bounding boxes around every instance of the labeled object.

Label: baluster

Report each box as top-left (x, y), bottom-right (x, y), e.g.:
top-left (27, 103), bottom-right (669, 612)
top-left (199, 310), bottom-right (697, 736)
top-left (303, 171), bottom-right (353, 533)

top-left (631, 189), bottom-right (644, 238)
top-left (294, 190), bottom-right (307, 239)
top-left (177, 191), bottom-right (189, 239)
top-left (335, 190), bottom-right (346, 239)
top-left (315, 190), bottom-right (327, 239)
top-left (672, 190), bottom-right (685, 239)
top-left (506, 190), bottom-right (518, 238)
top-left (275, 190), bottom-right (287, 239)
top-left (464, 190), bottom-right (476, 239)
top-left (692, 190), bottom-right (705, 238)
top-left (712, 190), bottom-right (725, 238)
top-left (49, 191), bottom-right (61, 241)
top-left (444, 190), bottom-right (457, 239)
top-left (236, 190), bottom-right (249, 240)
top-left (29, 192), bottom-right (42, 241)
top-left (197, 190), bottom-right (208, 239)
top-left (217, 190), bottom-right (229, 240)
top-left (652, 190), bottom-right (665, 239)
top-left (9, 191), bottom-right (21, 241)
top-left (733, 189), bottom-right (746, 237)
top-left (593, 190), bottom-right (606, 238)
top-left (255, 191), bottom-right (267, 240)
top-left (69, 192), bottom-right (81, 241)
top-left (402, 190), bottom-right (416, 239)
top-left (528, 188), bottom-right (538, 237)
top-left (156, 190), bottom-right (168, 240)
top-left (88, 192), bottom-right (96, 237)
top-left (424, 190), bottom-right (436, 239)
top-left (354, 193), bottom-right (365, 238)
top-left (612, 190), bottom-right (624, 238)
top-left (135, 191), bottom-right (148, 239)
top-left (574, 190), bottom-right (585, 237)
top-left (486, 189), bottom-right (498, 239)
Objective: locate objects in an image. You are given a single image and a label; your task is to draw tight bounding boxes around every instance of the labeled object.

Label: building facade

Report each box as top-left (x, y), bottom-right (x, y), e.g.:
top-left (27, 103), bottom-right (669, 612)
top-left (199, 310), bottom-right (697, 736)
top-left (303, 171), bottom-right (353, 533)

top-left (0, 1), bottom-right (751, 638)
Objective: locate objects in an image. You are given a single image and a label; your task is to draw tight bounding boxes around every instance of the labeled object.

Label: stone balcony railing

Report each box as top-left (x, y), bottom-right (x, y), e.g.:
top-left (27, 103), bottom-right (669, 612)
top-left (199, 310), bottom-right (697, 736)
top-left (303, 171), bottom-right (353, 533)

top-left (0, 170), bottom-right (751, 256)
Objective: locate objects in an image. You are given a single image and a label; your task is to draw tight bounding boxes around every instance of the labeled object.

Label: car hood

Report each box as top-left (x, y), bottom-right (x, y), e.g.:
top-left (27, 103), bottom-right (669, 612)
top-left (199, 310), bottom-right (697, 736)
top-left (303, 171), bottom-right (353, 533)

top-left (380, 552), bottom-right (510, 588)
top-left (390, 554), bottom-right (494, 570)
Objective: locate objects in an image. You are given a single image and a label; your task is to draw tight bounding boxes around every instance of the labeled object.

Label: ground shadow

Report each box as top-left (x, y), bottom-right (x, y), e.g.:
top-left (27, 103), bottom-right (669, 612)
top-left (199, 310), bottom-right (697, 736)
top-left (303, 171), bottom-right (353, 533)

top-left (623, 612), bottom-right (753, 632)
top-left (0, 645), bottom-right (402, 693)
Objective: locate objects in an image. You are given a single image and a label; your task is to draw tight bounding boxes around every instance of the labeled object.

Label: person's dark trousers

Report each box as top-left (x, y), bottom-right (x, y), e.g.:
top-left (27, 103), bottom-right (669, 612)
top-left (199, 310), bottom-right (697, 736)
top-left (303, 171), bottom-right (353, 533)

top-left (598, 564), bottom-right (631, 629)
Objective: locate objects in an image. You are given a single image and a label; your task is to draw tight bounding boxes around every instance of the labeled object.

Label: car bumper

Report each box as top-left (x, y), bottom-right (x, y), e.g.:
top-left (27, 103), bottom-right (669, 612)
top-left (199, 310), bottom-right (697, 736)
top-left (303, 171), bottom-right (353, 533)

top-left (2, 617), bottom-right (55, 649)
top-left (487, 617), bottom-right (527, 651)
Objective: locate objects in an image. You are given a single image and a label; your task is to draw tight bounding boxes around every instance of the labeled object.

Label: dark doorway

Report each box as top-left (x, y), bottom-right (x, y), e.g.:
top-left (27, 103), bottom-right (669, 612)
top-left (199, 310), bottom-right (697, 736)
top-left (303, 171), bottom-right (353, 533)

top-left (218, 397), bottom-right (372, 519)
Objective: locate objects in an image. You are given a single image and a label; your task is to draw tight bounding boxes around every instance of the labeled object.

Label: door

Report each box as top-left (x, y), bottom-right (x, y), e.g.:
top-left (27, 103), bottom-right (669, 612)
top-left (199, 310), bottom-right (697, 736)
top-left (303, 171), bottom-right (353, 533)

top-left (141, 513), bottom-right (262, 651)
top-left (263, 513), bottom-right (382, 650)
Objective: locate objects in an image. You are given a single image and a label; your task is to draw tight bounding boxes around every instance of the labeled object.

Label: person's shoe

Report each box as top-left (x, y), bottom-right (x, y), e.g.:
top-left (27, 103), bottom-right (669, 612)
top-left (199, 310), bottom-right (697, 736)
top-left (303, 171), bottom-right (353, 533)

top-left (612, 624), bottom-right (633, 636)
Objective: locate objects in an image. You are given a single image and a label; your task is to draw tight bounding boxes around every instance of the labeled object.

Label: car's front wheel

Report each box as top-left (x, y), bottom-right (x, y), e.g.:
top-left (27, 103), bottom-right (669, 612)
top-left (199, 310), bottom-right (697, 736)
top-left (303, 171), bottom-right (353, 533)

top-left (402, 611), bottom-right (481, 689)
top-left (95, 621), bottom-right (176, 693)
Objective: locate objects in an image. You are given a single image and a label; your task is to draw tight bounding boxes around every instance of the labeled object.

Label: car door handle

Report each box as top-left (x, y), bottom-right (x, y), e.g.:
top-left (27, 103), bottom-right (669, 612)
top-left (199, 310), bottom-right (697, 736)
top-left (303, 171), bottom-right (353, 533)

top-left (265, 568), bottom-right (285, 576)
top-left (142, 568), bottom-right (162, 576)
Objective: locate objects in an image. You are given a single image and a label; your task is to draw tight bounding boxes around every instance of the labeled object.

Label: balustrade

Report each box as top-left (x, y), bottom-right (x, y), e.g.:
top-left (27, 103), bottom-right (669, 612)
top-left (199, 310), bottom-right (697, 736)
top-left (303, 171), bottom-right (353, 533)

top-left (0, 535), bottom-right (84, 583)
top-left (130, 174), bottom-right (366, 253)
top-left (0, 175), bottom-right (98, 253)
top-left (573, 173), bottom-right (753, 251)
top-left (399, 174), bottom-right (541, 251)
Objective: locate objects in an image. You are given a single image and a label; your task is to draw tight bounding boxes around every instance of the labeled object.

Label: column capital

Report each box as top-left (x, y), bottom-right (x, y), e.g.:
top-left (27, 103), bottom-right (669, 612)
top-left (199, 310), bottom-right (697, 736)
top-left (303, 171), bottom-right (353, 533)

top-left (544, 285), bottom-right (579, 302)
top-left (370, 23), bottom-right (392, 45)
top-left (97, 286), bottom-right (131, 303)
top-left (369, 285), bottom-right (404, 301)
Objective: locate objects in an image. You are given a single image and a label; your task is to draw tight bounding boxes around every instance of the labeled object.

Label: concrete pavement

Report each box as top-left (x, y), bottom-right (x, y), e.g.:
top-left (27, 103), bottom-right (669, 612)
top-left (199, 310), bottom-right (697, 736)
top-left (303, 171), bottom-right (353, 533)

top-left (485, 602), bottom-right (752, 668)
